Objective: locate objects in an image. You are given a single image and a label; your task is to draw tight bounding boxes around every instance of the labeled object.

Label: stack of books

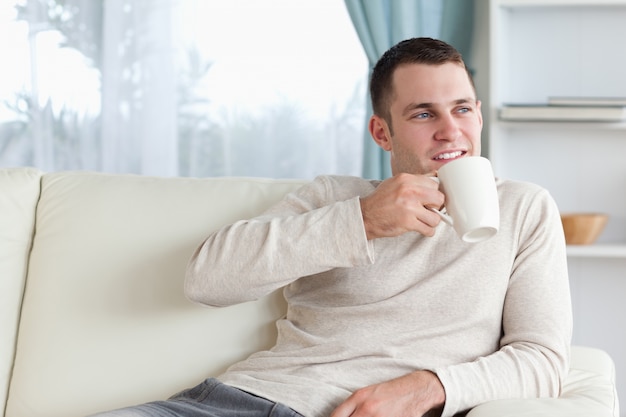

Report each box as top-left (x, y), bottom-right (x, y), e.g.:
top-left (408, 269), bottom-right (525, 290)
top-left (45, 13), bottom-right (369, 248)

top-left (499, 97), bottom-right (626, 122)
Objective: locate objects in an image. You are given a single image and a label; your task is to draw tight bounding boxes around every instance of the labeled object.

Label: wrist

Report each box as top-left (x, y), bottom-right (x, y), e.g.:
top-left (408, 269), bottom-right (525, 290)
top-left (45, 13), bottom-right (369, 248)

top-left (359, 197), bottom-right (377, 240)
top-left (424, 370), bottom-right (446, 410)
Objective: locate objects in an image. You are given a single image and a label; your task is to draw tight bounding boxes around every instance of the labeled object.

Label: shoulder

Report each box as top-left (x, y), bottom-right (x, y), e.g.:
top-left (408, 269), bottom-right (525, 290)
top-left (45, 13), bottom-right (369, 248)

top-left (496, 177), bottom-right (562, 230)
top-left (497, 177), bottom-right (546, 195)
top-left (497, 177), bottom-right (556, 208)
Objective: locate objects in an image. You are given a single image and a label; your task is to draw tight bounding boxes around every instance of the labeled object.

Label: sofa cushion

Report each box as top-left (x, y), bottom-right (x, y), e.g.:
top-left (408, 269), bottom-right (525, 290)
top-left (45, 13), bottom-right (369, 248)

top-left (6, 171), bottom-right (305, 417)
top-left (0, 168), bottom-right (41, 415)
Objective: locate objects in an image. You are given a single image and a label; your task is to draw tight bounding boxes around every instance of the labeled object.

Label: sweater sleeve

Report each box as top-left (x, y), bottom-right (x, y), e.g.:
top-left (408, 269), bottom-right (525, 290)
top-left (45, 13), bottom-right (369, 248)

top-left (184, 176), bottom-right (375, 307)
top-left (434, 187), bottom-right (573, 417)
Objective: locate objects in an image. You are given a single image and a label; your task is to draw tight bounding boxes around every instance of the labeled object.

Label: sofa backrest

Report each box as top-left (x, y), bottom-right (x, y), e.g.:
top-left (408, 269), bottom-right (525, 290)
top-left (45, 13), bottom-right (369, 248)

top-left (0, 168), bottom-right (42, 417)
top-left (3, 169), bottom-right (306, 417)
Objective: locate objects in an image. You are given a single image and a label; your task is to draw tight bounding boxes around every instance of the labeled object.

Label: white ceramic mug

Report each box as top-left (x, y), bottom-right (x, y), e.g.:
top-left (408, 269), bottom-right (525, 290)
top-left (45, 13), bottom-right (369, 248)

top-left (431, 156), bottom-right (499, 243)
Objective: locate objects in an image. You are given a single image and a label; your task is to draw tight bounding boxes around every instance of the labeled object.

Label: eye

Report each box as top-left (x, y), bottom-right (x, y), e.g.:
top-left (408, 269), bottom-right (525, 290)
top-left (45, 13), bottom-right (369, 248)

top-left (457, 106), bottom-right (470, 114)
top-left (412, 111), bottom-right (431, 119)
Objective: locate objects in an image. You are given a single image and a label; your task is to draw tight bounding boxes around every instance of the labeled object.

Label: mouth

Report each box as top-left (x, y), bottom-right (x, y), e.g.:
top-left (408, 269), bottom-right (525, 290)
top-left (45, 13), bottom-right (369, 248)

top-left (433, 150), bottom-right (466, 161)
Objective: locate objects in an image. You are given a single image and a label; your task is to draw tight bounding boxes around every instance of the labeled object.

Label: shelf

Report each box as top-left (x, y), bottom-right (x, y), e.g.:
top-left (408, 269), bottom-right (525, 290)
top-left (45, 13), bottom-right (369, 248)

top-left (495, 120), bottom-right (626, 130)
top-left (499, 0), bottom-right (626, 8)
top-left (566, 244), bottom-right (626, 258)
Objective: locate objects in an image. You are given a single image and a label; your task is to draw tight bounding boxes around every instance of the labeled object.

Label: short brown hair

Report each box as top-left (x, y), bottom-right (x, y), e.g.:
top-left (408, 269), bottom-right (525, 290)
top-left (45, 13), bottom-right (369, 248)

top-left (370, 37), bottom-right (475, 126)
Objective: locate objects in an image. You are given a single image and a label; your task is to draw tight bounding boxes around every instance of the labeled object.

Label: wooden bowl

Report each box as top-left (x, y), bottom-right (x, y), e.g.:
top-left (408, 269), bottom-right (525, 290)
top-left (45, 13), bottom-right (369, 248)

top-left (560, 213), bottom-right (608, 245)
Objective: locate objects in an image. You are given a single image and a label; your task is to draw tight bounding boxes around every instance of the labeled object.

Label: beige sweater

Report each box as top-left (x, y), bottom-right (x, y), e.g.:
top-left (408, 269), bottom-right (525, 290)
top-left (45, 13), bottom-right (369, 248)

top-left (185, 175), bottom-right (572, 417)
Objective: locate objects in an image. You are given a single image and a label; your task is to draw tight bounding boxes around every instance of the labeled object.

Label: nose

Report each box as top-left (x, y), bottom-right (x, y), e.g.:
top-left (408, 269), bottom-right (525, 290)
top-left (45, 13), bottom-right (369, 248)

top-left (434, 113), bottom-right (461, 141)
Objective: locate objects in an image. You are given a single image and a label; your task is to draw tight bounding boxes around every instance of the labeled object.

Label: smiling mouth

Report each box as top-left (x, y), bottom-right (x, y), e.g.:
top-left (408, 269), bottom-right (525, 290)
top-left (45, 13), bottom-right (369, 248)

top-left (434, 150), bottom-right (466, 161)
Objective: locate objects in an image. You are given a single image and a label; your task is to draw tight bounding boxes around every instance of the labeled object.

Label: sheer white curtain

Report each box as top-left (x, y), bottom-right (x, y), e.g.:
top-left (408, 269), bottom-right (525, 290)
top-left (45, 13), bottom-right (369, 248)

top-left (100, 0), bottom-right (179, 175)
top-left (0, 0), bottom-right (367, 179)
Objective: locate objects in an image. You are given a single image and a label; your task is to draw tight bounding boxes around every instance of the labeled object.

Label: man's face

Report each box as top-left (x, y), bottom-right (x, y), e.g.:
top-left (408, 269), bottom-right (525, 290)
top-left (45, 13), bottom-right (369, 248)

top-left (369, 62), bottom-right (483, 176)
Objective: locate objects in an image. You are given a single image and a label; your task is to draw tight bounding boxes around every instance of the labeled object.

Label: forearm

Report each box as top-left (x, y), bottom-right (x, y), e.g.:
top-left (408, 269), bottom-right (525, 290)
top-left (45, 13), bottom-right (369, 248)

top-left (184, 196), bottom-right (373, 307)
top-left (435, 341), bottom-right (569, 417)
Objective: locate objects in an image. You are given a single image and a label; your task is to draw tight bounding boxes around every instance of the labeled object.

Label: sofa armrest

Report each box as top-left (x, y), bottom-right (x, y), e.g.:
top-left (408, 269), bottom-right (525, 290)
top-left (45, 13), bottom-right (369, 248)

top-left (0, 167), bottom-right (42, 415)
top-left (467, 346), bottom-right (619, 417)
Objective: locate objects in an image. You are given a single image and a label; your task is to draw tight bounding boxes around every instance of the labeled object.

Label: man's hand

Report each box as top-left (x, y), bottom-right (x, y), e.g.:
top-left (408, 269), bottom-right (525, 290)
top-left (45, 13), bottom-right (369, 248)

top-left (329, 370), bottom-right (446, 417)
top-left (360, 173), bottom-right (444, 240)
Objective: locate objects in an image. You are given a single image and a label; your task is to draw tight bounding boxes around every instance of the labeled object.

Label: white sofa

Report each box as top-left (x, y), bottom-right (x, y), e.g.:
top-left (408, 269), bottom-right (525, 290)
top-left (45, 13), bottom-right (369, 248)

top-left (0, 167), bottom-right (620, 417)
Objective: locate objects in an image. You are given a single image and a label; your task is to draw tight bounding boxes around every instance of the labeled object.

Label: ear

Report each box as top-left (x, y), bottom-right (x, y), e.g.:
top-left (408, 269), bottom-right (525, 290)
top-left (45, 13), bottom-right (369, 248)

top-left (368, 115), bottom-right (393, 151)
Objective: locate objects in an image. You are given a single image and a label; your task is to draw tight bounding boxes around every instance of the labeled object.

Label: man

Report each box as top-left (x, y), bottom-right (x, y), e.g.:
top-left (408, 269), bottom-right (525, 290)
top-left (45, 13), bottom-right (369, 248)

top-left (93, 37), bottom-right (572, 417)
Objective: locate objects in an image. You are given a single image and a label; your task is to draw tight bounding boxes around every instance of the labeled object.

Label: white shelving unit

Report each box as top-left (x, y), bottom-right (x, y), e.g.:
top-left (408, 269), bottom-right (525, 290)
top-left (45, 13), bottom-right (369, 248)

top-left (482, 1), bottom-right (626, 413)
top-left (488, 0), bottom-right (626, 253)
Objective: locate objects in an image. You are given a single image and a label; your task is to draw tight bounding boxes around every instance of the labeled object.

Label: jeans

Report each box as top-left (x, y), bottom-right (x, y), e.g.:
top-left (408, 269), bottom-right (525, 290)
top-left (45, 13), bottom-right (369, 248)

top-left (87, 378), bottom-right (304, 417)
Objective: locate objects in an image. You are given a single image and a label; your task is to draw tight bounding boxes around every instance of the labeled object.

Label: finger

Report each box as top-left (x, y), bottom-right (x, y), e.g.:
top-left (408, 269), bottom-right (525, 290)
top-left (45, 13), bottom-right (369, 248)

top-left (408, 207), bottom-right (443, 237)
top-left (419, 207), bottom-right (443, 228)
top-left (422, 175), bottom-right (440, 188)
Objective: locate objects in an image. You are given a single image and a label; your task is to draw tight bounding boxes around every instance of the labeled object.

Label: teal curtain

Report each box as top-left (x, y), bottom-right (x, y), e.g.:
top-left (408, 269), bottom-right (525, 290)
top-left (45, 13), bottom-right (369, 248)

top-left (344, 0), bottom-right (475, 180)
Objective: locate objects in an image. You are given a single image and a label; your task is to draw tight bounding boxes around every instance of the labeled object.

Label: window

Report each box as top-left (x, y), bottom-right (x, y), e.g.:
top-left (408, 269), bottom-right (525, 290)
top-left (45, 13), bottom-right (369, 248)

top-left (0, 0), bottom-right (368, 178)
